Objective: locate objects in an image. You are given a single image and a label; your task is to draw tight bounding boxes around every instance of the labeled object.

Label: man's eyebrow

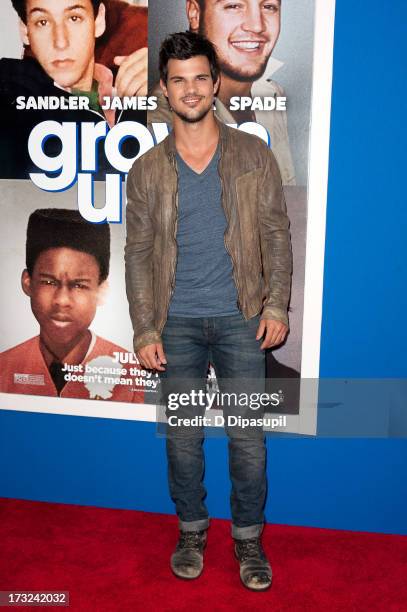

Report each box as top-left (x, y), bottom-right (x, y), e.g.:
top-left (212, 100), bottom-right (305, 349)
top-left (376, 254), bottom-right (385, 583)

top-left (38, 273), bottom-right (92, 282)
top-left (64, 4), bottom-right (88, 11)
top-left (28, 7), bottom-right (49, 16)
top-left (169, 73), bottom-right (210, 80)
top-left (29, 4), bottom-right (87, 15)
top-left (214, 0), bottom-right (281, 3)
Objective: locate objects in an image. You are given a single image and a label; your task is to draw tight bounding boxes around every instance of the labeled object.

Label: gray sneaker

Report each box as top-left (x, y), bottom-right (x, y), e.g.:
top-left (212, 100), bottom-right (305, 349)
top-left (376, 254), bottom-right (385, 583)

top-left (234, 537), bottom-right (272, 591)
top-left (170, 530), bottom-right (207, 579)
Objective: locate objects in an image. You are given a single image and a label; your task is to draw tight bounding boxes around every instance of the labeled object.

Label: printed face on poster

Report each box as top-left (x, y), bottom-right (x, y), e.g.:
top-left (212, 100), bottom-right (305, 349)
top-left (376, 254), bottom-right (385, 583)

top-left (0, 0), bottom-right (336, 434)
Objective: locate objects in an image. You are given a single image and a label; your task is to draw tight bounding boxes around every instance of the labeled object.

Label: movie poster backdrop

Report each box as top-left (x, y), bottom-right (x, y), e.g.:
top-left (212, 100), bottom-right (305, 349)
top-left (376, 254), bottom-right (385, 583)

top-left (0, 0), bottom-right (335, 433)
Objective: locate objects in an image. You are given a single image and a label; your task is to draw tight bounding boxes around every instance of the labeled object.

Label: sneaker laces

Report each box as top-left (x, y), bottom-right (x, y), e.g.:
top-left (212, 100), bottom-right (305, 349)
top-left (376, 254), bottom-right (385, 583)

top-left (178, 530), bottom-right (206, 551)
top-left (235, 537), bottom-right (266, 562)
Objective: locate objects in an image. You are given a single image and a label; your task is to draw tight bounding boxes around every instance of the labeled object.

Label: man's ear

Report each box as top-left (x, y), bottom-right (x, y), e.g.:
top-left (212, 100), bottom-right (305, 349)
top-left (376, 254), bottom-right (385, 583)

top-left (19, 19), bottom-right (30, 47)
top-left (21, 270), bottom-right (32, 297)
top-left (159, 78), bottom-right (168, 98)
top-left (95, 2), bottom-right (106, 39)
top-left (96, 279), bottom-right (109, 306)
top-left (186, 0), bottom-right (201, 32)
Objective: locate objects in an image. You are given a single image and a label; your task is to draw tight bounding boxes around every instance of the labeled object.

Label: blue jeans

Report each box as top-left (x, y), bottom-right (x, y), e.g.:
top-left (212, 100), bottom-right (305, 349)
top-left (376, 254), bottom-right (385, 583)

top-left (160, 313), bottom-right (267, 540)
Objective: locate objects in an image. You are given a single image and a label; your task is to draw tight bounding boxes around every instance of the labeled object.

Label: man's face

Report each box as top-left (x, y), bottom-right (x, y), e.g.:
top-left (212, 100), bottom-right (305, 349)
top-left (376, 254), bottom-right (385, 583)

top-left (160, 55), bottom-right (219, 123)
top-left (20, 0), bottom-right (106, 90)
top-left (188, 0), bottom-right (281, 83)
top-left (22, 247), bottom-right (104, 353)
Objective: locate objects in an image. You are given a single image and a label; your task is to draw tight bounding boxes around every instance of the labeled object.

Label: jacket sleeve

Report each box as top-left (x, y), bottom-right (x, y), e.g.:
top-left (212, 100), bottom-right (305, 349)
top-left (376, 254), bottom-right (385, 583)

top-left (125, 160), bottom-right (162, 352)
top-left (259, 148), bottom-right (293, 326)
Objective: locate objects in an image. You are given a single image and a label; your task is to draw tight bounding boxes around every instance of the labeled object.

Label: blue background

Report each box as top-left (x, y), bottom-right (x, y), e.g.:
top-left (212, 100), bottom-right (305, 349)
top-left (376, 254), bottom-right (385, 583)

top-left (1, 0), bottom-right (406, 535)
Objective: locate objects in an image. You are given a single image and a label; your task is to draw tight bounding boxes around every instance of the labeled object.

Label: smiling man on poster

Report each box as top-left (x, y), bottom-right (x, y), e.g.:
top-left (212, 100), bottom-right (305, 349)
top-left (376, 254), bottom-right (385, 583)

top-left (149, 0), bottom-right (295, 186)
top-left (126, 31), bottom-right (292, 590)
top-left (2, 0), bottom-right (147, 109)
top-left (0, 0), bottom-right (148, 178)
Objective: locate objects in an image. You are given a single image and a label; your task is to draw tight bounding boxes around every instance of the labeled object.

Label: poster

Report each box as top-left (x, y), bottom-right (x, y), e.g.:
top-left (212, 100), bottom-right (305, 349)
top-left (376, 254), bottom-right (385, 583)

top-left (0, 0), bottom-right (335, 434)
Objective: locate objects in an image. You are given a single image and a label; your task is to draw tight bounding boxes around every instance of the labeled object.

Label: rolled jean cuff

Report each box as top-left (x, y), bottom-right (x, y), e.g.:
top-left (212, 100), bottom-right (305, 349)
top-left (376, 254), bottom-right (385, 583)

top-left (232, 523), bottom-right (264, 540)
top-left (179, 518), bottom-right (210, 533)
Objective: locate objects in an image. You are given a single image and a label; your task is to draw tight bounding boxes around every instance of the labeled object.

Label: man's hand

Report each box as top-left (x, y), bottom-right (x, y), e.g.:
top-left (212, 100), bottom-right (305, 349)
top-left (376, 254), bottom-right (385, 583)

top-left (256, 319), bottom-right (288, 350)
top-left (113, 48), bottom-right (148, 97)
top-left (137, 342), bottom-right (167, 371)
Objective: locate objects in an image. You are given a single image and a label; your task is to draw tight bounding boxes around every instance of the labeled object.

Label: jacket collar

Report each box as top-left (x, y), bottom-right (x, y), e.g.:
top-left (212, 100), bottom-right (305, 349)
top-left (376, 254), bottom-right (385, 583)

top-left (163, 114), bottom-right (229, 159)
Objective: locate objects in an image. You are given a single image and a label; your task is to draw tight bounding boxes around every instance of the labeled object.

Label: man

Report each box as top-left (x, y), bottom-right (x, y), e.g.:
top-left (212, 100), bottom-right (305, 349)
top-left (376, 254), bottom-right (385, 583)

top-left (126, 32), bottom-right (292, 590)
top-left (148, 0), bottom-right (295, 185)
top-left (0, 0), bottom-right (147, 177)
top-left (0, 208), bottom-right (144, 404)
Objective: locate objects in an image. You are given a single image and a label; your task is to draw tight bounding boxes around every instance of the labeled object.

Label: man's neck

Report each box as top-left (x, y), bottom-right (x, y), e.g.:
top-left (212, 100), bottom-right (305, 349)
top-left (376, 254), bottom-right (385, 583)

top-left (173, 111), bottom-right (219, 157)
top-left (40, 330), bottom-right (92, 367)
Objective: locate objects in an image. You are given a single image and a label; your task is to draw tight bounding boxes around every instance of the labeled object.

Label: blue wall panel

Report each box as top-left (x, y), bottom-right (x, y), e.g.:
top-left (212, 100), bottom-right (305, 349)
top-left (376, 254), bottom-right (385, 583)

top-left (1, 412), bottom-right (407, 535)
top-left (320, 0), bottom-right (407, 378)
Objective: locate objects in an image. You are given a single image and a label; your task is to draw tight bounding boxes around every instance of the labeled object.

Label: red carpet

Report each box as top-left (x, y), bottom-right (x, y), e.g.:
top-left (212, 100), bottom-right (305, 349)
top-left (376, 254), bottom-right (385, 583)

top-left (0, 498), bottom-right (406, 611)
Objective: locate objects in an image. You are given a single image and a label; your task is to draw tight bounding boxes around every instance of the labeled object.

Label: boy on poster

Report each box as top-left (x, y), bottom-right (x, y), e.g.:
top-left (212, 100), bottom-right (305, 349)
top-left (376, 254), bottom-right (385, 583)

top-left (0, 209), bottom-right (144, 403)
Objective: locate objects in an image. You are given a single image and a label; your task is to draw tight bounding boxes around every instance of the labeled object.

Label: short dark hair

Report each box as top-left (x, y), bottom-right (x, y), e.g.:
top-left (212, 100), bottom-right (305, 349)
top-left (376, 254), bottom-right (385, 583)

top-left (26, 209), bottom-right (110, 283)
top-left (159, 31), bottom-right (220, 85)
top-left (11, 0), bottom-right (102, 23)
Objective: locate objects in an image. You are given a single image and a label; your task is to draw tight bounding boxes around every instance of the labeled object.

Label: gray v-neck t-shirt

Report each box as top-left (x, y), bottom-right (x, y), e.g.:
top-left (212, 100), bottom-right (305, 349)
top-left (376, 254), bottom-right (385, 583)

top-left (168, 145), bottom-right (239, 317)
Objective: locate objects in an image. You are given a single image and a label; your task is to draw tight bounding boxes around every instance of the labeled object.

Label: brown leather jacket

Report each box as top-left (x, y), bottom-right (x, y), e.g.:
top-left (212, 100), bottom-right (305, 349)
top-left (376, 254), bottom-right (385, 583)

top-left (125, 120), bottom-right (292, 352)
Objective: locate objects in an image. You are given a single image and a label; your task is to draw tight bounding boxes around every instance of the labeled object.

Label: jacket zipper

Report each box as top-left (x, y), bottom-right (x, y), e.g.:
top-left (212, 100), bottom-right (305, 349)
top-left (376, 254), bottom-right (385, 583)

top-left (159, 153), bottom-right (179, 333)
top-left (217, 147), bottom-right (247, 320)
